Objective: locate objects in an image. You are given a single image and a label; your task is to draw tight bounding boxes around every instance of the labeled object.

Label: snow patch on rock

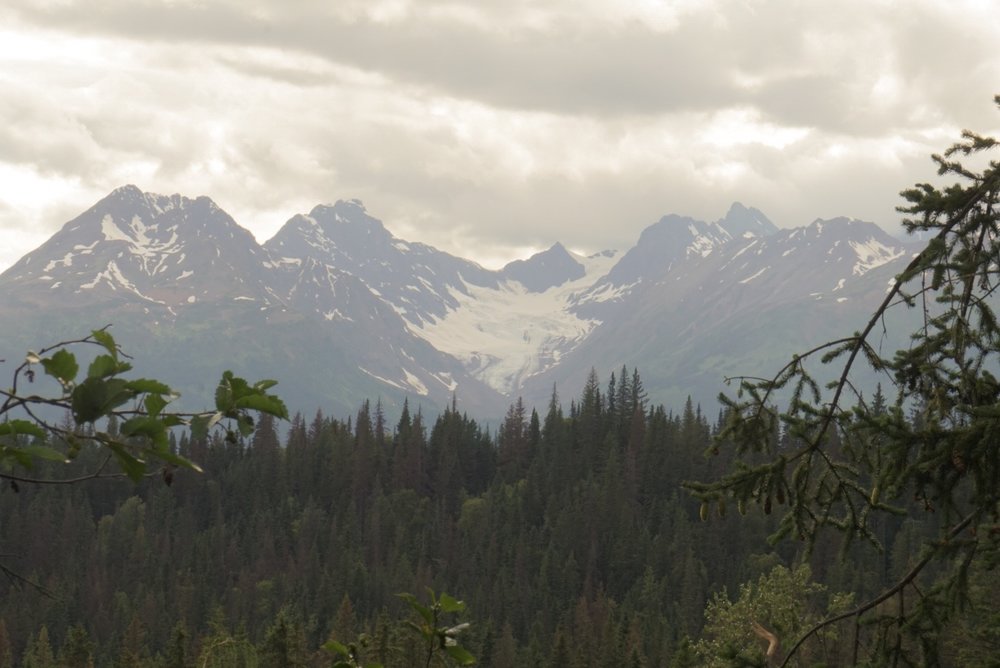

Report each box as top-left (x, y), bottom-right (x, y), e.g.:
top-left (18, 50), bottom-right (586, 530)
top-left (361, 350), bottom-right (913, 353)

top-left (851, 238), bottom-right (905, 276)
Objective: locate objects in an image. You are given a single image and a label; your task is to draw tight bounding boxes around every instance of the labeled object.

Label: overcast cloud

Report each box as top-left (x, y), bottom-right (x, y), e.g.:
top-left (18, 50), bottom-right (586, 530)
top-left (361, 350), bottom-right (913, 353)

top-left (2, 0), bottom-right (999, 270)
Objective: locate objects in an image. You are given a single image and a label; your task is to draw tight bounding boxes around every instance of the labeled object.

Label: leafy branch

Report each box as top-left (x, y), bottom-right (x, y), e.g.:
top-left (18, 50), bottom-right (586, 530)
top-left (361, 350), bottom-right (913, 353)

top-left (0, 326), bottom-right (288, 485)
top-left (324, 589), bottom-right (475, 668)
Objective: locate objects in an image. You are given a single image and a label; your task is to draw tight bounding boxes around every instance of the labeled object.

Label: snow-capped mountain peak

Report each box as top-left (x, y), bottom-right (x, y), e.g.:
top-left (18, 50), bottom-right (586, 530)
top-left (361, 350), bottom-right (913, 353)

top-left (501, 242), bottom-right (586, 292)
top-left (3, 186), bottom-right (273, 307)
top-left (577, 203), bottom-right (777, 305)
top-left (0, 186), bottom-right (916, 420)
top-left (717, 201), bottom-right (779, 239)
top-left (709, 216), bottom-right (909, 303)
top-left (309, 200), bottom-right (393, 249)
top-left (801, 217), bottom-right (906, 277)
top-left (266, 200), bottom-right (392, 264)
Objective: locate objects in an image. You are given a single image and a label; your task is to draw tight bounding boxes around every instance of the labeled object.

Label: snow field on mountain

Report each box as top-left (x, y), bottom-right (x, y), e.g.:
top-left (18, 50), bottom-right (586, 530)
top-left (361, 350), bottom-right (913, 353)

top-left (412, 252), bottom-right (617, 395)
top-left (850, 238), bottom-right (905, 275)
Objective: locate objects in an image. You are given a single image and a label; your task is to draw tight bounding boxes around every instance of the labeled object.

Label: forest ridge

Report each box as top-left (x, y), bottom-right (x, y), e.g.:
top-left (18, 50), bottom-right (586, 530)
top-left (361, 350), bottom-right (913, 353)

top-left (2, 368), bottom-right (993, 666)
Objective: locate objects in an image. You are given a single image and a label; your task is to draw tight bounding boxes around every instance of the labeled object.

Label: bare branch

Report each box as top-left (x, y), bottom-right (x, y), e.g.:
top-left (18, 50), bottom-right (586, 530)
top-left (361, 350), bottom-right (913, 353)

top-left (778, 509), bottom-right (980, 667)
top-left (751, 620), bottom-right (780, 665)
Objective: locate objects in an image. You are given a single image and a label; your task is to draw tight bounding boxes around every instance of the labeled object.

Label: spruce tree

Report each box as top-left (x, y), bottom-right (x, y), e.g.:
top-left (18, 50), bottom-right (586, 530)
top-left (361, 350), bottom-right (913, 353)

top-left (161, 622), bottom-right (187, 668)
top-left (23, 626), bottom-right (56, 668)
top-left (259, 607), bottom-right (308, 668)
top-left (690, 95), bottom-right (1000, 665)
top-left (58, 625), bottom-right (94, 668)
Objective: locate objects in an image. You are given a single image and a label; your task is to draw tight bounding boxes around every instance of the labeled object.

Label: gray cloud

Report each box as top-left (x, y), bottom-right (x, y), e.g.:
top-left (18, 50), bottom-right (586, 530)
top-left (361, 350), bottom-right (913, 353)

top-left (8, 1), bottom-right (736, 116)
top-left (1, 0), bottom-right (999, 272)
top-left (8, 1), bottom-right (995, 129)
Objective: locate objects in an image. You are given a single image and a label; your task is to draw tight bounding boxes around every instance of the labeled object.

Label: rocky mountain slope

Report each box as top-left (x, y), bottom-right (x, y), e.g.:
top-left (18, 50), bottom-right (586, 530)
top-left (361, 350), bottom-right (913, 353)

top-left (0, 187), bottom-right (916, 419)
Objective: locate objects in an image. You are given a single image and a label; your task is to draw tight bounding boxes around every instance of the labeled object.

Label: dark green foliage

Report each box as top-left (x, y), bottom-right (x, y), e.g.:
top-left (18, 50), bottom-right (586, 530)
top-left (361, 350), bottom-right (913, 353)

top-left (58, 624), bottom-right (94, 668)
top-left (691, 95), bottom-right (1000, 665)
top-left (391, 590), bottom-right (475, 667)
top-left (260, 607), bottom-right (309, 668)
top-left (161, 622), bottom-right (188, 668)
top-left (1, 327), bottom-right (288, 485)
top-left (0, 365), bottom-right (731, 665)
top-left (22, 626), bottom-right (56, 668)
top-left (1, 348), bottom-right (992, 666)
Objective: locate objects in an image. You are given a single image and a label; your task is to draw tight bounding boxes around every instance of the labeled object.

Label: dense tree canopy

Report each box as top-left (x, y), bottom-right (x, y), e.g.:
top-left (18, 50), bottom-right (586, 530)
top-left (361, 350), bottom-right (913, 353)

top-left (2, 359), bottom-right (992, 665)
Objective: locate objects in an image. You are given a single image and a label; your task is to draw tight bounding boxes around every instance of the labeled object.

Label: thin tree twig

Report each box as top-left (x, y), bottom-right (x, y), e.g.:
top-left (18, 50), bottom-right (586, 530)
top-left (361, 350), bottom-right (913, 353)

top-left (778, 509), bottom-right (978, 667)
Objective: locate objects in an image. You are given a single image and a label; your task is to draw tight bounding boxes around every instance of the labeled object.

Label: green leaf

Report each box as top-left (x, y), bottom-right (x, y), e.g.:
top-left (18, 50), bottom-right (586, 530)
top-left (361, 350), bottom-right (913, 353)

top-left (149, 447), bottom-right (203, 473)
top-left (323, 641), bottom-right (350, 657)
top-left (0, 446), bottom-right (34, 468)
top-left (87, 354), bottom-right (116, 379)
top-left (253, 379), bottom-right (279, 392)
top-left (0, 420), bottom-right (47, 439)
top-left (0, 442), bottom-right (68, 469)
top-left (41, 349), bottom-right (78, 386)
top-left (190, 413), bottom-right (222, 441)
top-left (215, 371), bottom-right (248, 413)
top-left (234, 393), bottom-right (289, 420)
top-left (121, 416), bottom-right (169, 449)
top-left (90, 329), bottom-right (118, 359)
top-left (88, 354), bottom-right (131, 379)
top-left (215, 372), bottom-right (286, 421)
top-left (71, 378), bottom-right (136, 423)
top-left (444, 645), bottom-right (476, 665)
top-left (438, 593), bottom-right (466, 614)
top-left (236, 414), bottom-right (255, 437)
top-left (160, 415), bottom-right (185, 429)
top-left (125, 378), bottom-right (173, 395)
top-left (145, 393), bottom-right (168, 418)
top-left (107, 442), bottom-right (147, 482)
top-left (20, 445), bottom-right (69, 464)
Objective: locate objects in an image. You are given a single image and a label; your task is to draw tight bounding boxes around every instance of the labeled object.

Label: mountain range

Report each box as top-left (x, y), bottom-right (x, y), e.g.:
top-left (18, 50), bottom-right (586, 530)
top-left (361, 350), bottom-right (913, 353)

top-left (0, 185), bottom-right (915, 420)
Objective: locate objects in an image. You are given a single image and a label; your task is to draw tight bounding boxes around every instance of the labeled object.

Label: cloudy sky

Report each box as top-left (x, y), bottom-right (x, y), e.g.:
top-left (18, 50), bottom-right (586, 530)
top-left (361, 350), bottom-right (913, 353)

top-left (2, 0), bottom-right (999, 271)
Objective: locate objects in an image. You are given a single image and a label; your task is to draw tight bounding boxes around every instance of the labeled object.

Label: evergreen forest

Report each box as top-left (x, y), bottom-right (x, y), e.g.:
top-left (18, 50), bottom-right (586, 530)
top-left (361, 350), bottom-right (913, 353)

top-left (2, 368), bottom-right (996, 667)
